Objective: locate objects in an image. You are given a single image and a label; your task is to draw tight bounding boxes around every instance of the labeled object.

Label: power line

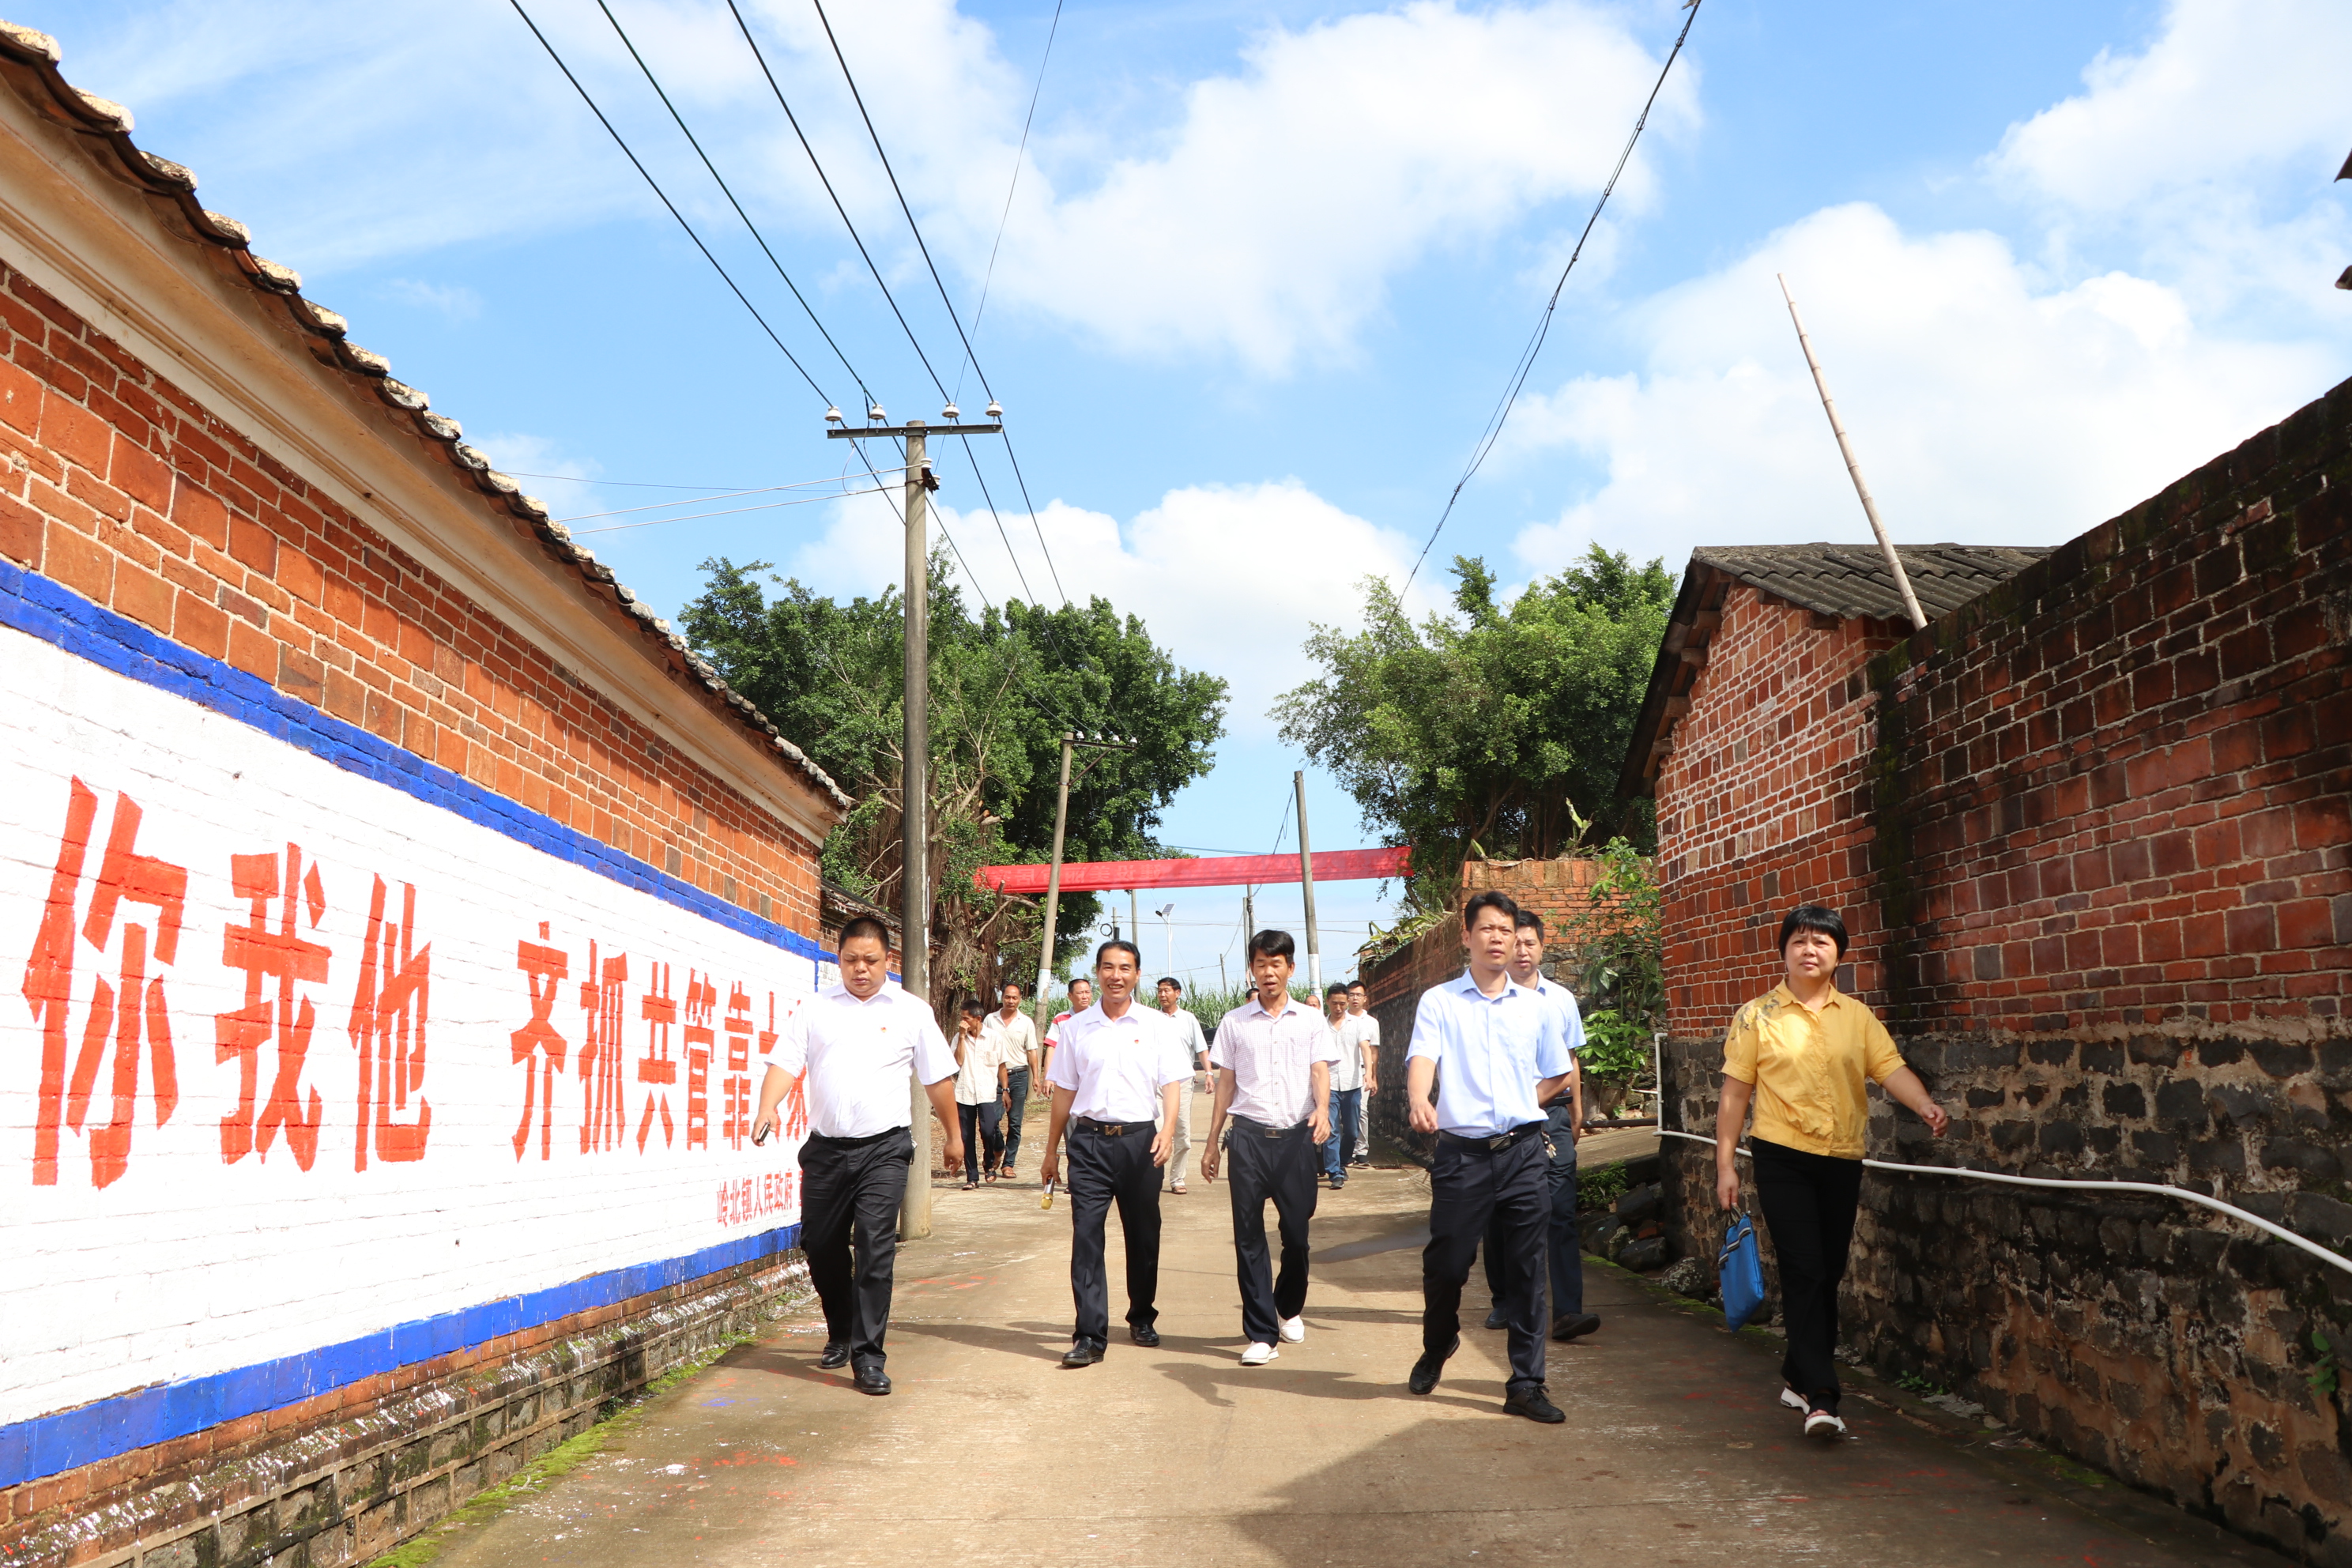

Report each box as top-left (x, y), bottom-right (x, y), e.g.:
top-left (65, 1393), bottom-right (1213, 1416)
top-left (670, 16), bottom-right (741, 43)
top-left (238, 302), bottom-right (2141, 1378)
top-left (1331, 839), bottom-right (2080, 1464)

top-left (507, 471), bottom-right (759, 490)
top-left (503, 0), bottom-right (833, 407)
top-left (955, 0), bottom-right (1064, 405)
top-left (807, 0), bottom-right (1069, 607)
top-left (569, 484), bottom-right (898, 535)
top-left (1400, 0), bottom-right (1704, 595)
top-left (552, 469), bottom-right (910, 525)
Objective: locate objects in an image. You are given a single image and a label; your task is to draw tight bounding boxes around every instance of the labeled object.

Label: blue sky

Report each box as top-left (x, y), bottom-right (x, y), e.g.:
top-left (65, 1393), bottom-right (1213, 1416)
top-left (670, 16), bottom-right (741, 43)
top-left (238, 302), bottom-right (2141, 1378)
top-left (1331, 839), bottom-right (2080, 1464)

top-left (54, 0), bottom-right (2352, 989)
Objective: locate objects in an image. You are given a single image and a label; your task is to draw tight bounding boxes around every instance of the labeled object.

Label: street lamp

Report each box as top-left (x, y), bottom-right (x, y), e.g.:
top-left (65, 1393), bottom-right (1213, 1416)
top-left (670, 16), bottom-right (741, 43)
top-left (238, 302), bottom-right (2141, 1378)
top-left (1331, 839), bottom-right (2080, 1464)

top-left (1155, 903), bottom-right (1176, 976)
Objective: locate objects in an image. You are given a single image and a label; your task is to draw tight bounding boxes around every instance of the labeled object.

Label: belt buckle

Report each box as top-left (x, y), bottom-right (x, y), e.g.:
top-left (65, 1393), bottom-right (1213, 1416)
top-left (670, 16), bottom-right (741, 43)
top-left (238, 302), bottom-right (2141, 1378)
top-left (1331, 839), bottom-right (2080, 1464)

top-left (1487, 1133), bottom-right (1510, 1152)
top-left (1099, 1122), bottom-right (1124, 1136)
top-left (1263, 1125), bottom-right (1284, 1139)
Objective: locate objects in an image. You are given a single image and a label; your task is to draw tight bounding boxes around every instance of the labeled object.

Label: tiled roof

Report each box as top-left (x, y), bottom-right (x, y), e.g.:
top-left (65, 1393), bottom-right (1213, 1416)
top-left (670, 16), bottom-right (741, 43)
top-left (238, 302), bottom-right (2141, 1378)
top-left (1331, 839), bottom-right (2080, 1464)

top-left (1689, 545), bottom-right (2054, 622)
top-left (0, 21), bottom-right (850, 814)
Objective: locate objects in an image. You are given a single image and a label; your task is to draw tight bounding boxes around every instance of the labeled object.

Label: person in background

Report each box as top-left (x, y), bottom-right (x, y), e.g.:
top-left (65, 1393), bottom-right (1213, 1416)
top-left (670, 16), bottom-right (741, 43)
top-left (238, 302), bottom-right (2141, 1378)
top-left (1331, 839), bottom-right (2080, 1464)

top-left (1040, 976), bottom-right (1094, 1092)
top-left (1404, 891), bottom-right (1573, 1423)
top-left (1346, 981), bottom-right (1379, 1166)
top-left (1319, 984), bottom-right (1362, 1191)
top-left (1715, 905), bottom-right (1951, 1440)
top-left (984, 981), bottom-right (1040, 1179)
top-left (952, 997), bottom-right (1010, 1189)
top-left (1201, 930), bottom-right (1336, 1366)
top-left (1155, 977), bottom-right (1209, 1194)
top-left (752, 915), bottom-right (962, 1396)
top-left (1040, 942), bottom-right (1190, 1366)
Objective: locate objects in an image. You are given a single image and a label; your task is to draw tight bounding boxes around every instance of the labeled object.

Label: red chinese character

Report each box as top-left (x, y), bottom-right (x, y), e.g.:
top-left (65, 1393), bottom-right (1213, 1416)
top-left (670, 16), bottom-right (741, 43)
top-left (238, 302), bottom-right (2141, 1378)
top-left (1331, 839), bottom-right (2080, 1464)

top-left (347, 875), bottom-right (431, 1170)
top-left (637, 961), bottom-right (676, 1152)
top-left (683, 971), bottom-right (716, 1152)
top-left (22, 782), bottom-right (187, 1189)
top-left (215, 843), bottom-right (328, 1170)
top-left (576, 941), bottom-right (628, 1154)
top-left (511, 927), bottom-right (569, 1160)
top-left (721, 984), bottom-right (755, 1151)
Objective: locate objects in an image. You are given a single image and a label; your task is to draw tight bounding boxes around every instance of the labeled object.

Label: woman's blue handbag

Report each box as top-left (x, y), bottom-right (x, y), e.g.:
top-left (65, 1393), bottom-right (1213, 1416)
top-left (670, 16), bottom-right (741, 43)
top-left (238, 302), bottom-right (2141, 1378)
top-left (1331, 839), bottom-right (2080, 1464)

top-left (1718, 1211), bottom-right (1767, 1331)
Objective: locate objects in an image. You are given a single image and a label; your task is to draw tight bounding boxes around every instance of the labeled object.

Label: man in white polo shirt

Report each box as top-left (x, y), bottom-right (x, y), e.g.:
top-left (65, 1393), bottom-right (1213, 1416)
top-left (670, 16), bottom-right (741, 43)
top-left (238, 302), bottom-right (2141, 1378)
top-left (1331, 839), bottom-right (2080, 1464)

top-left (752, 916), bottom-right (962, 1396)
top-left (1405, 891), bottom-right (1573, 1423)
top-left (1201, 929), bottom-right (1337, 1366)
top-left (1039, 940), bottom-right (1190, 1366)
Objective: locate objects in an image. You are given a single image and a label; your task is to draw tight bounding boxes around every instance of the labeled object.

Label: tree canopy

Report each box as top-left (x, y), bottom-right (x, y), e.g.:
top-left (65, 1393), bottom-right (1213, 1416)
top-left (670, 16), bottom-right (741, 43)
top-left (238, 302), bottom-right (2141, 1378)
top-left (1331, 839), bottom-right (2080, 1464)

top-left (1272, 545), bottom-right (1672, 915)
top-left (680, 556), bottom-right (1227, 1004)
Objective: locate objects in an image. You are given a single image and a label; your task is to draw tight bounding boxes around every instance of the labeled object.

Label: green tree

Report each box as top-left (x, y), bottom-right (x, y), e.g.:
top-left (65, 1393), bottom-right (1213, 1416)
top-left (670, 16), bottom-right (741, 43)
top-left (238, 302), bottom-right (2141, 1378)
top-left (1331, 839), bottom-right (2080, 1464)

top-left (680, 556), bottom-right (1227, 1008)
top-left (1272, 545), bottom-right (1671, 915)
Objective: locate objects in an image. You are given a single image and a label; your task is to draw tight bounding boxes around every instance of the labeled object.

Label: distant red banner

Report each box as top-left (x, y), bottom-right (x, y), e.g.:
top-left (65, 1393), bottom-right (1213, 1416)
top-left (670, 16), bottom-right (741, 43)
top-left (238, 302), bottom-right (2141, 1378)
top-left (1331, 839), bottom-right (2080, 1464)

top-left (974, 847), bottom-right (1410, 895)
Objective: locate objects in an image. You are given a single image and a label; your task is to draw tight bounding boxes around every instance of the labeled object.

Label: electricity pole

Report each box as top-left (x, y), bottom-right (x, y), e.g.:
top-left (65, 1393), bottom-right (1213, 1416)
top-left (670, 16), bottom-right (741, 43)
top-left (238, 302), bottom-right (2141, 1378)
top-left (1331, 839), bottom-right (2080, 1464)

top-left (1295, 771), bottom-right (1322, 997)
top-left (830, 406), bottom-right (1001, 1240)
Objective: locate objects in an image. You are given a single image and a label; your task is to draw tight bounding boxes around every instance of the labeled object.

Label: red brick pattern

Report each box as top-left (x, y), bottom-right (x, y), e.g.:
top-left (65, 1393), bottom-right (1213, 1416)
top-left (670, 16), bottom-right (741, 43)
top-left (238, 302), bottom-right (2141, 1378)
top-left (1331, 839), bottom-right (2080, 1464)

top-left (0, 264), bottom-right (826, 933)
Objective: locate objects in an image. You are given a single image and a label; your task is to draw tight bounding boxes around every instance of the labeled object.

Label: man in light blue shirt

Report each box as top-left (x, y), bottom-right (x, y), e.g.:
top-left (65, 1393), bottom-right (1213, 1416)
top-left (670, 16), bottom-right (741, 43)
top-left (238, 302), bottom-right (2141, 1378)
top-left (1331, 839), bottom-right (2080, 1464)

top-left (1404, 890), bottom-right (1575, 1422)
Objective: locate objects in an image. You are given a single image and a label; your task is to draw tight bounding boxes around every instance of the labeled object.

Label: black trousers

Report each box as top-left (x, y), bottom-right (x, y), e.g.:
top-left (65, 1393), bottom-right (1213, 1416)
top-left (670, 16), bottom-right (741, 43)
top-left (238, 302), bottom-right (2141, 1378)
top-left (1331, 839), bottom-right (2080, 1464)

top-left (1483, 1102), bottom-right (1583, 1319)
top-left (1751, 1136), bottom-right (1864, 1412)
top-left (799, 1127), bottom-right (914, 1369)
top-left (958, 1099), bottom-right (1004, 1175)
top-left (1423, 1128), bottom-right (1550, 1390)
top-left (1003, 1067), bottom-right (1031, 1168)
top-left (1227, 1117), bottom-right (1320, 1345)
top-left (1067, 1125), bottom-right (1163, 1348)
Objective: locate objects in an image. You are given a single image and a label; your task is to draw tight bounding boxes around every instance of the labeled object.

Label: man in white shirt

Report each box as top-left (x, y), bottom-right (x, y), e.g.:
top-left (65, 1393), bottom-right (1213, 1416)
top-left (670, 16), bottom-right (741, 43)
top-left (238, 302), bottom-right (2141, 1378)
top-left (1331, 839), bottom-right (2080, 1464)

top-left (982, 981), bottom-right (1041, 1178)
top-left (1040, 942), bottom-right (1190, 1366)
top-left (1201, 930), bottom-right (1338, 1366)
top-left (952, 998), bottom-right (1012, 1188)
top-left (1404, 891), bottom-right (1574, 1422)
top-left (1038, 976), bottom-right (1092, 1089)
top-left (752, 916), bottom-right (962, 1396)
top-left (1320, 984), bottom-right (1366, 1190)
top-left (1479, 910), bottom-right (1600, 1344)
top-left (1155, 977), bottom-right (1209, 1194)
top-left (1346, 982), bottom-right (1379, 1165)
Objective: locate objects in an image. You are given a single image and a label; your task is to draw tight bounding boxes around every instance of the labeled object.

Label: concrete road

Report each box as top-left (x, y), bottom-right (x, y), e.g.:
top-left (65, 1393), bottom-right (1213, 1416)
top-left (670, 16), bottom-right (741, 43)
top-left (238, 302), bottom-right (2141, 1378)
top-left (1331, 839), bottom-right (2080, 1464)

top-left (426, 1155), bottom-right (2263, 1568)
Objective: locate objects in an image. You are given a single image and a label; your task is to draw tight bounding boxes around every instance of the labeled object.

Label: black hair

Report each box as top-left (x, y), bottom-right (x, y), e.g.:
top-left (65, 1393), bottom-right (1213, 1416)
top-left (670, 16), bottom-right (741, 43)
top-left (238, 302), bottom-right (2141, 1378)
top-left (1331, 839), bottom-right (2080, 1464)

top-left (837, 915), bottom-right (891, 952)
top-left (1778, 904), bottom-right (1849, 959)
top-left (1346, 979), bottom-right (1366, 991)
top-left (1095, 938), bottom-right (1143, 969)
top-left (1462, 889), bottom-right (1521, 930)
top-left (1326, 983), bottom-right (1349, 999)
top-left (1068, 974), bottom-right (1094, 990)
top-left (960, 997), bottom-right (988, 1017)
top-left (1246, 928), bottom-right (1296, 962)
top-left (1156, 976), bottom-right (1182, 992)
top-left (1513, 907), bottom-right (1545, 935)
top-left (999, 979), bottom-right (1023, 997)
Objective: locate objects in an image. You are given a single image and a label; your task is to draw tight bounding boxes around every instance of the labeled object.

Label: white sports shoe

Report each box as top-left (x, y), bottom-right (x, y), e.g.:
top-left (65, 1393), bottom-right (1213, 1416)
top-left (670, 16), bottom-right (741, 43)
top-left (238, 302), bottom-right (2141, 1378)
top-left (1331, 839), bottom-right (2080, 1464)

top-left (1241, 1342), bottom-right (1280, 1366)
top-left (1778, 1386), bottom-right (1809, 1414)
top-left (1804, 1408), bottom-right (1847, 1439)
top-left (1279, 1316), bottom-right (1306, 1344)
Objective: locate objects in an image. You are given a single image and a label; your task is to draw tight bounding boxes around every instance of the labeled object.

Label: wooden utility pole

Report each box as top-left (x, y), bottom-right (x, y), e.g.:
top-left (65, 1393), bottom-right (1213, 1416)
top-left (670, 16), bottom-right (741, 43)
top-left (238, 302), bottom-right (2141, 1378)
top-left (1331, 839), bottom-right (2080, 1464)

top-left (830, 409), bottom-right (1001, 1240)
top-left (1295, 771), bottom-right (1321, 997)
top-left (1776, 275), bottom-right (1928, 631)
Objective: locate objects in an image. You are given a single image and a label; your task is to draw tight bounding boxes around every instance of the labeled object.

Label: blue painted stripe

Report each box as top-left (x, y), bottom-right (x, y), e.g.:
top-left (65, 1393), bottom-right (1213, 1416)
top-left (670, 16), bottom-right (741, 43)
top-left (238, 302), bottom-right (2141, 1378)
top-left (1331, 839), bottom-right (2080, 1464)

top-left (0, 554), bottom-right (827, 963)
top-left (0, 1223), bottom-right (801, 1490)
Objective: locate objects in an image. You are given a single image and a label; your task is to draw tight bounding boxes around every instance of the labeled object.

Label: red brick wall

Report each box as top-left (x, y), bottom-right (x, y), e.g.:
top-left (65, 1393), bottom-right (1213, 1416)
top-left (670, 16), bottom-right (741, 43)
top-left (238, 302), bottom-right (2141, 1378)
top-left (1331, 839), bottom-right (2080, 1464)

top-left (1653, 587), bottom-right (1905, 1036)
top-left (0, 262), bottom-right (825, 934)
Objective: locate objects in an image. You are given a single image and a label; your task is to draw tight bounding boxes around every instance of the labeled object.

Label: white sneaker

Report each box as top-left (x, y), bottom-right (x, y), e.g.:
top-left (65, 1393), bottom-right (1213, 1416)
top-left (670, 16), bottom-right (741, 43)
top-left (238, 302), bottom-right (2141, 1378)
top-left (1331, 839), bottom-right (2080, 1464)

top-left (1241, 1342), bottom-right (1279, 1366)
top-left (1778, 1386), bottom-right (1809, 1414)
top-left (1279, 1315), bottom-right (1306, 1344)
top-left (1804, 1408), bottom-right (1847, 1439)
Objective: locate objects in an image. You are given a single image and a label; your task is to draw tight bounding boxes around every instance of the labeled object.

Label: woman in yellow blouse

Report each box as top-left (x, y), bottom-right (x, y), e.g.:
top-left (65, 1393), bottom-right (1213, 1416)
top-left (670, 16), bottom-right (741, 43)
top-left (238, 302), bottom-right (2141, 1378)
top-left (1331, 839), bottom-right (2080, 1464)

top-left (1714, 906), bottom-right (1948, 1439)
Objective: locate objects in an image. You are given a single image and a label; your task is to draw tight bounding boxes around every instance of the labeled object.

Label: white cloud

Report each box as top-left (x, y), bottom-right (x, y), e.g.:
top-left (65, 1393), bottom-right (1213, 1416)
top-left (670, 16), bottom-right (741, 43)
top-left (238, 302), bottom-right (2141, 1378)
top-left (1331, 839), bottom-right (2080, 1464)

top-left (381, 278), bottom-right (482, 319)
top-left (784, 477), bottom-right (1442, 734)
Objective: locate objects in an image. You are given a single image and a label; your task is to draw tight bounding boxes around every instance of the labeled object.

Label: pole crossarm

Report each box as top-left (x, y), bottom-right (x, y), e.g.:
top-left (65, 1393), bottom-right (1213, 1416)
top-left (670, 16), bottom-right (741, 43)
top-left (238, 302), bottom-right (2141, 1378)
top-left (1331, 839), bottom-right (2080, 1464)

top-left (831, 422), bottom-right (1002, 439)
top-left (976, 847), bottom-right (1410, 896)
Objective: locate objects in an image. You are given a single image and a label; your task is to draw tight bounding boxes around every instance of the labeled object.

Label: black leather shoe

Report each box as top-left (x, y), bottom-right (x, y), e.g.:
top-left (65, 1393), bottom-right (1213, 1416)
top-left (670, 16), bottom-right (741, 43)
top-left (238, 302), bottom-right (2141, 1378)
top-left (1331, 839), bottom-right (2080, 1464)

top-left (852, 1363), bottom-right (891, 1396)
top-left (1550, 1313), bottom-right (1601, 1343)
top-left (1482, 1307), bottom-right (1509, 1330)
top-left (1129, 1324), bottom-right (1161, 1348)
top-left (1503, 1383), bottom-right (1566, 1423)
top-left (1408, 1335), bottom-right (1460, 1395)
top-left (819, 1340), bottom-right (851, 1370)
top-left (1061, 1342), bottom-right (1105, 1367)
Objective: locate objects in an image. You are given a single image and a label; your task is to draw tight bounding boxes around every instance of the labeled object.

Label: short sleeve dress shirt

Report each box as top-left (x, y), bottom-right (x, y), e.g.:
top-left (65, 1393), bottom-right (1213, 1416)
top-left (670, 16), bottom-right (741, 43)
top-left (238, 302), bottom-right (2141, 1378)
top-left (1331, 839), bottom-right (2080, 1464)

top-left (1533, 977), bottom-right (1588, 1056)
top-left (1721, 982), bottom-right (1905, 1159)
top-left (1211, 996), bottom-right (1343, 1128)
top-left (981, 1008), bottom-right (1039, 1068)
top-left (776, 982), bottom-right (959, 1140)
top-left (952, 1030), bottom-right (1012, 1106)
top-left (1047, 1003), bottom-right (1193, 1124)
top-left (1161, 1006), bottom-right (1209, 1066)
top-left (1407, 970), bottom-right (1572, 1136)
top-left (1331, 1013), bottom-right (1375, 1092)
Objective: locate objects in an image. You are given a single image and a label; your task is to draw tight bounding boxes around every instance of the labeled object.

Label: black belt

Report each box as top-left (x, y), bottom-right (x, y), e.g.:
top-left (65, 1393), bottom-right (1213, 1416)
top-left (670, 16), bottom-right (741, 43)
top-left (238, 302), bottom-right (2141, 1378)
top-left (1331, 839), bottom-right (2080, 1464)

top-left (1231, 1114), bottom-right (1307, 1140)
top-left (808, 1125), bottom-right (907, 1148)
top-left (1438, 1123), bottom-right (1544, 1154)
top-left (1076, 1118), bottom-right (1150, 1137)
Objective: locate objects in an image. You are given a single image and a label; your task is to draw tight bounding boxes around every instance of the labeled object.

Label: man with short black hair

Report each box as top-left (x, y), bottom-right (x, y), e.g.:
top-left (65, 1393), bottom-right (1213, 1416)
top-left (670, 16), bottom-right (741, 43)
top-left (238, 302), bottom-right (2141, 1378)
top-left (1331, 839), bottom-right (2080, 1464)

top-left (1319, 984), bottom-right (1360, 1190)
top-left (1041, 941), bottom-right (1191, 1366)
top-left (1203, 930), bottom-right (1337, 1366)
top-left (753, 915), bottom-right (962, 1396)
top-left (953, 997), bottom-right (1011, 1188)
top-left (1155, 977), bottom-right (1208, 1194)
top-left (1404, 891), bottom-right (1574, 1422)
top-left (984, 981), bottom-right (1040, 1178)
top-left (1345, 982), bottom-right (1378, 1166)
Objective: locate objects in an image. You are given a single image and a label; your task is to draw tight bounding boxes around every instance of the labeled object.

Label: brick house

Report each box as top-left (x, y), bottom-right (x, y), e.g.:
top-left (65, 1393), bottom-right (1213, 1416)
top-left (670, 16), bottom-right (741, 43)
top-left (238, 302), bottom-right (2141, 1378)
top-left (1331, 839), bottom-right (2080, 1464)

top-left (1619, 381), bottom-right (2352, 1560)
top-left (0, 24), bottom-right (854, 1568)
